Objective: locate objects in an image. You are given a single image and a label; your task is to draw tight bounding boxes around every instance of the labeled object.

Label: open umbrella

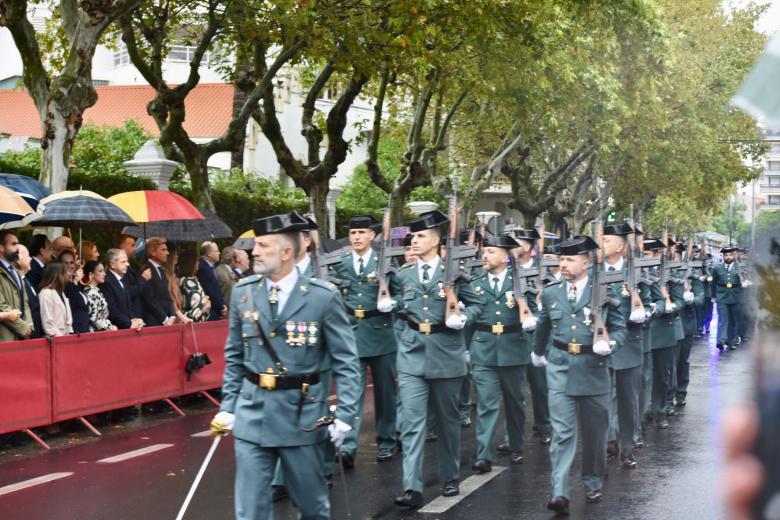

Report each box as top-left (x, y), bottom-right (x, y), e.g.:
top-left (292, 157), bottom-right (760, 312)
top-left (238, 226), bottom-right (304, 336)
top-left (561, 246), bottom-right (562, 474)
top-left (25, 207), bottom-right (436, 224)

top-left (108, 191), bottom-right (204, 223)
top-left (122, 208), bottom-right (232, 241)
top-left (36, 190), bottom-right (135, 228)
top-left (232, 229), bottom-right (255, 250)
top-left (0, 173), bottom-right (51, 210)
top-left (0, 185), bottom-right (42, 229)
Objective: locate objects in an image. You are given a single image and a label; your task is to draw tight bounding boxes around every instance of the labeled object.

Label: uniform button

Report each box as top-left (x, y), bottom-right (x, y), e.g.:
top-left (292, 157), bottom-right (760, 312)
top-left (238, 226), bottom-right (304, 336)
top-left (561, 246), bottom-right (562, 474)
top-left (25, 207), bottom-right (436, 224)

top-left (423, 295), bottom-right (428, 299)
top-left (423, 306), bottom-right (429, 311)
top-left (357, 293), bottom-right (363, 297)
top-left (571, 325), bottom-right (577, 330)
top-left (496, 311), bottom-right (501, 315)
top-left (571, 314), bottom-right (576, 319)
top-left (495, 301), bottom-right (501, 305)
top-left (270, 332), bottom-right (277, 337)
top-left (242, 332), bottom-right (248, 338)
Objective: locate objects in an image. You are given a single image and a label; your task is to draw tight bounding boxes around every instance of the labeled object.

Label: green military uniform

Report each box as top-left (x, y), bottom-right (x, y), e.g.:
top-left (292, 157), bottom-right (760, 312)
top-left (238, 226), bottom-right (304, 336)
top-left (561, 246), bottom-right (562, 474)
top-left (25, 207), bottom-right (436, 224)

top-left (220, 214), bottom-right (361, 520)
top-left (533, 238), bottom-right (627, 502)
top-left (469, 236), bottom-right (533, 466)
top-left (332, 247), bottom-right (398, 460)
top-left (711, 254), bottom-right (743, 349)
top-left (0, 260), bottom-right (32, 341)
top-left (674, 267), bottom-right (705, 404)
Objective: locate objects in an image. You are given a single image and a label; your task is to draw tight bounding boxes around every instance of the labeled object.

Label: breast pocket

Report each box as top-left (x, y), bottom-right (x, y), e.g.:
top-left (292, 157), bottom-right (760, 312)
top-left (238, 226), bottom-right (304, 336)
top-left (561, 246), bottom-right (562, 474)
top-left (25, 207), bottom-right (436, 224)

top-left (550, 309), bottom-right (563, 330)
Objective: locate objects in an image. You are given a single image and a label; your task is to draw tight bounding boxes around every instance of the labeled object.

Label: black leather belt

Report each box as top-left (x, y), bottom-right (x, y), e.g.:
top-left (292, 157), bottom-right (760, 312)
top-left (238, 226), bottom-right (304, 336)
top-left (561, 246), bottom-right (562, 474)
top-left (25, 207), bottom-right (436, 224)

top-left (245, 370), bottom-right (320, 390)
top-left (396, 314), bottom-right (447, 334)
top-left (553, 340), bottom-right (594, 355)
top-left (346, 307), bottom-right (382, 319)
top-left (474, 323), bottom-right (523, 334)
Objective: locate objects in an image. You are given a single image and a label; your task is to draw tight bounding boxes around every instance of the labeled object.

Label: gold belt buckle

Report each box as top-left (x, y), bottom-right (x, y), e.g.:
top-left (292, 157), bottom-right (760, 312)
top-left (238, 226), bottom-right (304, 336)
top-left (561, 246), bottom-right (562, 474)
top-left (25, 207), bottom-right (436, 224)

top-left (726, 283), bottom-right (732, 288)
top-left (568, 342), bottom-right (582, 355)
top-left (259, 368), bottom-right (277, 390)
top-left (419, 321), bottom-right (432, 335)
top-left (492, 322), bottom-right (504, 335)
top-left (354, 308), bottom-right (365, 319)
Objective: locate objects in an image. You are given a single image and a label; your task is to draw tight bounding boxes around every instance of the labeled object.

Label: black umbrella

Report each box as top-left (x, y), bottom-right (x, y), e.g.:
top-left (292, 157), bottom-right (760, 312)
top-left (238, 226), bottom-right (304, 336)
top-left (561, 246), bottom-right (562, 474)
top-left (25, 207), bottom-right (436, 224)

top-left (122, 208), bottom-right (232, 241)
top-left (37, 190), bottom-right (135, 227)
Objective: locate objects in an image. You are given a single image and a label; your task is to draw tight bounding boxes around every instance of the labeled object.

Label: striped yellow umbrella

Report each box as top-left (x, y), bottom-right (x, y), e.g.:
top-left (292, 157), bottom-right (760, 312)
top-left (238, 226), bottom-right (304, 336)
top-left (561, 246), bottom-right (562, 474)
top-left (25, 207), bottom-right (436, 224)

top-left (232, 229), bottom-right (255, 250)
top-left (0, 185), bottom-right (40, 229)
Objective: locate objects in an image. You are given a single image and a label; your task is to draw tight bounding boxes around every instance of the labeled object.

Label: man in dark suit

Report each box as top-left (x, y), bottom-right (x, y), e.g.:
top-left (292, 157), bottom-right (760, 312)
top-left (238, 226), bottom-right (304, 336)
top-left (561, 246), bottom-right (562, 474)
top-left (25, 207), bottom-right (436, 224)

top-left (17, 245), bottom-right (43, 338)
top-left (141, 237), bottom-right (176, 327)
top-left (117, 234), bottom-right (151, 318)
top-left (197, 241), bottom-right (227, 321)
top-left (101, 249), bottom-right (144, 330)
top-left (26, 234), bottom-right (52, 291)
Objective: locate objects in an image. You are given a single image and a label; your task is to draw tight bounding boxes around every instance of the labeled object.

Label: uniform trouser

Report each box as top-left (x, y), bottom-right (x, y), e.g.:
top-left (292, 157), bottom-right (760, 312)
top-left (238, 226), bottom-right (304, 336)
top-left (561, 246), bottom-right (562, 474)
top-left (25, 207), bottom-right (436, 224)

top-left (651, 346), bottom-right (675, 420)
top-left (526, 363), bottom-right (551, 435)
top-left (398, 373), bottom-right (462, 492)
top-left (473, 364), bottom-right (526, 461)
top-left (272, 371), bottom-right (334, 487)
top-left (666, 342), bottom-right (681, 411)
top-left (608, 366), bottom-right (642, 456)
top-left (716, 301), bottom-right (740, 345)
top-left (341, 352), bottom-right (398, 457)
top-left (676, 335), bottom-right (694, 400)
top-left (639, 351), bottom-right (653, 420)
top-left (703, 299), bottom-right (713, 331)
top-left (695, 304), bottom-right (706, 332)
top-left (235, 439), bottom-right (328, 520)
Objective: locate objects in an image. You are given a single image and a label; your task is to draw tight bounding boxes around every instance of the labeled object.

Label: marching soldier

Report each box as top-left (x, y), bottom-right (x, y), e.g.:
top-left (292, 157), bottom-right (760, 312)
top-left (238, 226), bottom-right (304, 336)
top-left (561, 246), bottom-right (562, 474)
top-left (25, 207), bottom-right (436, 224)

top-left (511, 228), bottom-right (553, 445)
top-left (332, 215), bottom-right (399, 465)
top-left (638, 237), bottom-right (666, 432)
top-left (711, 246), bottom-right (743, 351)
top-left (601, 223), bottom-right (646, 469)
top-left (673, 243), bottom-right (705, 408)
top-left (210, 212), bottom-right (361, 520)
top-left (377, 210), bottom-right (480, 507)
top-left (469, 234), bottom-right (535, 473)
top-left (532, 236), bottom-right (626, 514)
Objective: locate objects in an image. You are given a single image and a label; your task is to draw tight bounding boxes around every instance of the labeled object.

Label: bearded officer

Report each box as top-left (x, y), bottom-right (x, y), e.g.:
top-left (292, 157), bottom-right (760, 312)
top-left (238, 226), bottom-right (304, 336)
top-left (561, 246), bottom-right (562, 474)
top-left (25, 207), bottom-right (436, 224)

top-left (711, 246), bottom-right (743, 351)
top-left (333, 215), bottom-right (398, 466)
top-left (377, 210), bottom-right (480, 508)
top-left (211, 212), bottom-right (361, 520)
top-left (531, 236), bottom-right (626, 515)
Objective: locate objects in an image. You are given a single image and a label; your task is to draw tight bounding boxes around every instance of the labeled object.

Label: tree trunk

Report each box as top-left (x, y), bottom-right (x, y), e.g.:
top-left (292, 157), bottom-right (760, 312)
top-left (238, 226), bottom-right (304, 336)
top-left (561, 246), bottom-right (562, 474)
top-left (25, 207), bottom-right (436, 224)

top-left (390, 189), bottom-right (407, 227)
top-left (184, 154), bottom-right (215, 211)
top-left (38, 104), bottom-right (77, 192)
top-left (308, 180), bottom-right (329, 232)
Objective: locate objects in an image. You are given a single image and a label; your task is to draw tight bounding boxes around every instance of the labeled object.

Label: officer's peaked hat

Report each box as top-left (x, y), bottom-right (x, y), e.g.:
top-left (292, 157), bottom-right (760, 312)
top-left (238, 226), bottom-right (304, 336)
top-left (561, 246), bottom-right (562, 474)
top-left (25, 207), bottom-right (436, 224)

top-left (349, 215), bottom-right (381, 230)
top-left (253, 211), bottom-right (310, 236)
top-left (511, 228), bottom-right (541, 243)
top-left (559, 236), bottom-right (599, 256)
top-left (643, 237), bottom-right (666, 251)
top-left (603, 222), bottom-right (634, 236)
top-left (408, 210), bottom-right (448, 233)
top-left (484, 234), bottom-right (519, 250)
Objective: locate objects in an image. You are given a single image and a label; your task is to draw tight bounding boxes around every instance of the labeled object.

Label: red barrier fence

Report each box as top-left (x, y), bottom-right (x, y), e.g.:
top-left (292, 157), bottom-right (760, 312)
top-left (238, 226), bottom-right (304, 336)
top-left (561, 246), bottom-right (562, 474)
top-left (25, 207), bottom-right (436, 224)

top-left (0, 322), bottom-right (228, 436)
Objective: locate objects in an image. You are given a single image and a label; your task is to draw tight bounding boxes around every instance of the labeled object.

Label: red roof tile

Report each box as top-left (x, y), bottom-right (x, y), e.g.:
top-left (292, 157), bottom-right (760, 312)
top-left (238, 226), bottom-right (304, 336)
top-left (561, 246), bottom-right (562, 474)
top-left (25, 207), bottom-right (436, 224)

top-left (0, 83), bottom-right (233, 139)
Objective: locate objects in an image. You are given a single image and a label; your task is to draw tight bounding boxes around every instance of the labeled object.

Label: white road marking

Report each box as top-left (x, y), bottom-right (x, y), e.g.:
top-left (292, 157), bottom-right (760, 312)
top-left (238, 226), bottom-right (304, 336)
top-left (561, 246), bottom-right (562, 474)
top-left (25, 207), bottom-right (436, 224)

top-left (418, 466), bottom-right (507, 514)
top-left (97, 443), bottom-right (174, 463)
top-left (0, 472), bottom-right (74, 496)
top-left (191, 430), bottom-right (212, 438)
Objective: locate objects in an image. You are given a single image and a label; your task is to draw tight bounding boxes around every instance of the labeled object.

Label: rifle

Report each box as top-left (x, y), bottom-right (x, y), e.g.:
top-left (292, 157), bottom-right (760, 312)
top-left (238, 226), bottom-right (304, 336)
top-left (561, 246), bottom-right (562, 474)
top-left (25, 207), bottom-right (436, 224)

top-left (591, 212), bottom-right (624, 346)
top-left (443, 189), bottom-right (478, 321)
top-left (625, 205), bottom-right (646, 314)
top-left (682, 237), bottom-right (702, 292)
top-left (305, 213), bottom-right (343, 284)
top-left (511, 254), bottom-right (539, 324)
top-left (534, 215), bottom-right (559, 302)
top-left (634, 211), bottom-right (660, 286)
top-left (376, 206), bottom-right (405, 304)
top-left (659, 226), bottom-right (675, 306)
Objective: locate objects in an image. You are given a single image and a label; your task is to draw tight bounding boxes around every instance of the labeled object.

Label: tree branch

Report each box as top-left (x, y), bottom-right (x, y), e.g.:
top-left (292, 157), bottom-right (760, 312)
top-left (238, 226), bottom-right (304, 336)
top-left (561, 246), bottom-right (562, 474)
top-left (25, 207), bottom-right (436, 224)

top-left (0, 0), bottom-right (50, 110)
top-left (301, 59), bottom-right (335, 165)
top-left (366, 66), bottom-right (391, 193)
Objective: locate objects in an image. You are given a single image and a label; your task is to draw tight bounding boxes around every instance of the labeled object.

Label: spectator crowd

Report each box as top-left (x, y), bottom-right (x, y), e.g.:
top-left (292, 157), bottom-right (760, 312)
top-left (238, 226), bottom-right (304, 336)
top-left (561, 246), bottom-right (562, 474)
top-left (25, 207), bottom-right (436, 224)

top-left (0, 230), bottom-right (250, 341)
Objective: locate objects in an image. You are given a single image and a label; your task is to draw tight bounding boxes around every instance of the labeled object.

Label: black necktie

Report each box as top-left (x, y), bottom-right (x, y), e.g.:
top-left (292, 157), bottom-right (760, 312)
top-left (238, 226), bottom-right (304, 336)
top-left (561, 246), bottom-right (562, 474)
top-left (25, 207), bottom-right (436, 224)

top-left (422, 264), bottom-right (431, 282)
top-left (492, 277), bottom-right (500, 293)
top-left (358, 257), bottom-right (365, 275)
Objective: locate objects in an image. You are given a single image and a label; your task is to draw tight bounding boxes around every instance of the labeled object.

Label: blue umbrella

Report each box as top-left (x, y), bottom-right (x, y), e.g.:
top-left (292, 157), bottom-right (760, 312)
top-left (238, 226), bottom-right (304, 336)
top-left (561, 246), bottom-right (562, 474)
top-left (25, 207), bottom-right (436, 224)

top-left (0, 173), bottom-right (51, 210)
top-left (37, 190), bottom-right (135, 228)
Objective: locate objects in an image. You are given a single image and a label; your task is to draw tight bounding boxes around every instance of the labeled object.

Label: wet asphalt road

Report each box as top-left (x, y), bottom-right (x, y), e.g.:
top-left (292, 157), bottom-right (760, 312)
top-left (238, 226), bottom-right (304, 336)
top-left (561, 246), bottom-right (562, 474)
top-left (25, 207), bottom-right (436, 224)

top-left (0, 328), bottom-right (752, 520)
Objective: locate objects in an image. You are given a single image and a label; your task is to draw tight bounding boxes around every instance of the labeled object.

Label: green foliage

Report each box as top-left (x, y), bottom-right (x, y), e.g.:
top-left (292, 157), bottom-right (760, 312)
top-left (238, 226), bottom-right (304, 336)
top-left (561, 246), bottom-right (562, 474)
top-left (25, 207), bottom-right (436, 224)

top-left (710, 200), bottom-right (751, 246)
top-left (756, 210), bottom-right (780, 236)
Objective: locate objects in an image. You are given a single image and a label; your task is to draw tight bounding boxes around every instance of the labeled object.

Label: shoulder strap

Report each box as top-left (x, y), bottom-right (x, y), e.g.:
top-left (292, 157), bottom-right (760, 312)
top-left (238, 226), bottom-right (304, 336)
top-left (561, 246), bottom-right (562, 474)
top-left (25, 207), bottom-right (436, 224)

top-left (250, 298), bottom-right (287, 374)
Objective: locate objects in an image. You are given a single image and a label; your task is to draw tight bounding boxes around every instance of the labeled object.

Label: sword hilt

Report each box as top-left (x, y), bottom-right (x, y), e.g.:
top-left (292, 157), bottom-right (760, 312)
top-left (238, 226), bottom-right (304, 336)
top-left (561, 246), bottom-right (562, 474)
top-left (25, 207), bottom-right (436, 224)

top-left (302, 404), bottom-right (337, 432)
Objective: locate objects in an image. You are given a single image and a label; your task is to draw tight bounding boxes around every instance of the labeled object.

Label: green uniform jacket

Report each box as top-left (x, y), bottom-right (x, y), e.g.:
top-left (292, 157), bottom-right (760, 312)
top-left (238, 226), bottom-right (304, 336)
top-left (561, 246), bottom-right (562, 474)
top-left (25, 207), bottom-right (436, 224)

top-left (678, 268), bottom-right (705, 336)
top-left (649, 270), bottom-right (684, 349)
top-left (711, 263), bottom-right (742, 304)
top-left (533, 274), bottom-right (627, 396)
top-left (220, 273), bottom-right (361, 447)
top-left (331, 251), bottom-right (397, 358)
top-left (641, 277), bottom-right (666, 353)
top-left (0, 266), bottom-right (32, 341)
top-left (390, 259), bottom-right (481, 379)
top-left (468, 270), bottom-right (533, 367)
top-left (609, 264), bottom-right (650, 371)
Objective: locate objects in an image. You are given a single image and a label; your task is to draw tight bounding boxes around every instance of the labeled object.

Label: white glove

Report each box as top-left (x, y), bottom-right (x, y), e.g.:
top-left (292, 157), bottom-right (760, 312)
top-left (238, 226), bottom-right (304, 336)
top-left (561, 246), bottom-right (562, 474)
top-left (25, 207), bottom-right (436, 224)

top-left (698, 275), bottom-right (706, 282)
top-left (711, 297), bottom-right (717, 304)
top-left (210, 411), bottom-right (235, 435)
top-left (464, 349), bottom-right (471, 365)
top-left (664, 302), bottom-right (677, 314)
top-left (683, 291), bottom-right (694, 303)
top-left (593, 340), bottom-right (611, 356)
top-left (328, 418), bottom-right (352, 448)
top-left (629, 309), bottom-right (646, 323)
top-left (458, 301), bottom-right (466, 311)
top-left (522, 316), bottom-right (538, 331)
top-left (377, 298), bottom-right (396, 313)
top-left (531, 352), bottom-right (547, 367)
top-left (445, 314), bottom-right (467, 330)
top-left (644, 310), bottom-right (653, 321)
top-left (707, 276), bottom-right (713, 283)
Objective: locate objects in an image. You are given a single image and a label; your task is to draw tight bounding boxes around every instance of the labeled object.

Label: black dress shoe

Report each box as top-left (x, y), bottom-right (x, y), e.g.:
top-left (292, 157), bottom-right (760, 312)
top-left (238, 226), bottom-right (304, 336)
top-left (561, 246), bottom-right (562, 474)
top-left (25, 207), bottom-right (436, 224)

top-left (636, 439), bottom-right (644, 449)
top-left (425, 430), bottom-right (438, 442)
top-left (586, 490), bottom-right (603, 503)
top-left (656, 418), bottom-right (669, 429)
top-left (716, 342), bottom-right (724, 352)
top-left (377, 447), bottom-right (396, 462)
top-left (666, 408), bottom-right (676, 416)
top-left (622, 455), bottom-right (638, 469)
top-left (729, 343), bottom-right (737, 351)
top-left (510, 451), bottom-right (524, 464)
top-left (394, 490), bottom-right (423, 508)
top-left (547, 496), bottom-right (570, 515)
top-left (540, 433), bottom-right (552, 445)
top-left (340, 452), bottom-right (355, 469)
top-left (461, 417), bottom-right (472, 428)
top-left (325, 474), bottom-right (333, 488)
top-left (497, 442), bottom-right (512, 453)
top-left (472, 459), bottom-right (492, 473)
top-left (675, 397), bottom-right (687, 407)
top-left (442, 479), bottom-right (459, 497)
top-left (272, 485), bottom-right (288, 502)
top-left (606, 440), bottom-right (619, 459)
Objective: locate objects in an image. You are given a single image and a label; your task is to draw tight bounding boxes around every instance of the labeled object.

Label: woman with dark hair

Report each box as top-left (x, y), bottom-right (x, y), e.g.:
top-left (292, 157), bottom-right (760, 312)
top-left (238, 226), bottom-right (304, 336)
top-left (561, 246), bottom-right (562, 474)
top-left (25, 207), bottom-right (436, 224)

top-left (162, 243), bottom-right (191, 324)
top-left (38, 262), bottom-right (73, 337)
top-left (83, 260), bottom-right (116, 332)
top-left (177, 250), bottom-right (211, 322)
top-left (58, 251), bottom-right (91, 334)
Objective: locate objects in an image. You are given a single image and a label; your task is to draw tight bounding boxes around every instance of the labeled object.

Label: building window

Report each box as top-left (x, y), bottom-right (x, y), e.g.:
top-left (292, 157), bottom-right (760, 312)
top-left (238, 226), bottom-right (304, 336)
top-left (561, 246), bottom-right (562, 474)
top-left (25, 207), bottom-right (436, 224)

top-left (113, 43), bottom-right (210, 68)
top-left (767, 175), bottom-right (780, 186)
top-left (768, 195), bottom-right (780, 206)
top-left (770, 143), bottom-right (780, 154)
top-left (768, 160), bottom-right (780, 171)
top-left (113, 47), bottom-right (130, 67)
